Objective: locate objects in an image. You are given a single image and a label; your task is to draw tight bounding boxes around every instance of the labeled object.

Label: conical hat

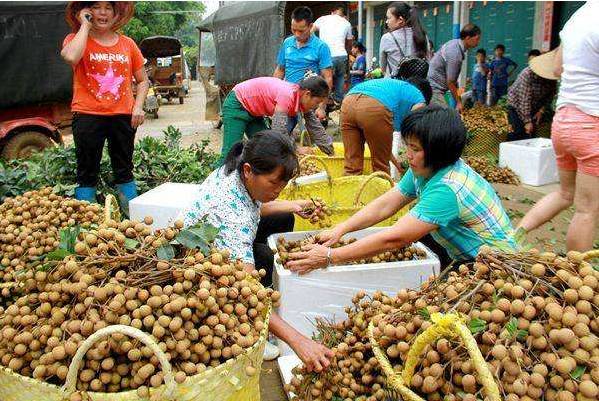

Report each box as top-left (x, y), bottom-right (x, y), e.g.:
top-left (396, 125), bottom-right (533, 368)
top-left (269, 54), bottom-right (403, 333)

top-left (65, 2), bottom-right (135, 32)
top-left (529, 47), bottom-right (560, 80)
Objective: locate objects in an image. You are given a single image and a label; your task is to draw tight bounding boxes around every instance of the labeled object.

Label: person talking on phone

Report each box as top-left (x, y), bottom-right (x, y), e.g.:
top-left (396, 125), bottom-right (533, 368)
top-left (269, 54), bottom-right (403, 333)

top-left (61, 2), bottom-right (149, 206)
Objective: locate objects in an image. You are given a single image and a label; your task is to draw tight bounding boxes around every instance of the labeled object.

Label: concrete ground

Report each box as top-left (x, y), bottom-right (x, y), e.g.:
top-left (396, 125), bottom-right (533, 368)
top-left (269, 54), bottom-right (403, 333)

top-left (136, 81), bottom-right (223, 150)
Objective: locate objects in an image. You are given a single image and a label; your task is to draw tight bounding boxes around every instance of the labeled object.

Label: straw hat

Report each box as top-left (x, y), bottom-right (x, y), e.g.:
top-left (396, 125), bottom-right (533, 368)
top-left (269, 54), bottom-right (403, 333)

top-left (65, 2), bottom-right (135, 32)
top-left (529, 47), bottom-right (560, 80)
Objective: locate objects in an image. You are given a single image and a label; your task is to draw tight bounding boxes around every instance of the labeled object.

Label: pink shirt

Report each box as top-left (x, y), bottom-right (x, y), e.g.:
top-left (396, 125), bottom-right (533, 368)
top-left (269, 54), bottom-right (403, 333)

top-left (233, 77), bottom-right (302, 117)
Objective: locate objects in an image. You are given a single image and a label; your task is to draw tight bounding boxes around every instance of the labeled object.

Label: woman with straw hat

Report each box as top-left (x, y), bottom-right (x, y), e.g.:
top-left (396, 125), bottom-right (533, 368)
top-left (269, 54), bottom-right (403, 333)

top-left (517, 1), bottom-right (599, 252)
top-left (61, 2), bottom-right (149, 207)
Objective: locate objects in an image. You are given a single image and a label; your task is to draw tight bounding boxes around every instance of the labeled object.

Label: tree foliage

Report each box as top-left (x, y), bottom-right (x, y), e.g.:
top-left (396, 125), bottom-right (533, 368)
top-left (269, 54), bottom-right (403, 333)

top-left (122, 1), bottom-right (205, 44)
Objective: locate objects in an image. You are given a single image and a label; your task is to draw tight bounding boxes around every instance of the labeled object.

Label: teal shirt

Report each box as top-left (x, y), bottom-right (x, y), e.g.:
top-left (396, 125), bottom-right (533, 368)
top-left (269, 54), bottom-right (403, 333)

top-left (347, 78), bottom-right (425, 131)
top-left (398, 159), bottom-right (516, 261)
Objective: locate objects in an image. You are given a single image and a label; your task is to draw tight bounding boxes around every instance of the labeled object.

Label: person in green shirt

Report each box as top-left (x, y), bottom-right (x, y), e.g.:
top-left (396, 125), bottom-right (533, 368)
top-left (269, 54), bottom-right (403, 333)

top-left (286, 107), bottom-right (516, 272)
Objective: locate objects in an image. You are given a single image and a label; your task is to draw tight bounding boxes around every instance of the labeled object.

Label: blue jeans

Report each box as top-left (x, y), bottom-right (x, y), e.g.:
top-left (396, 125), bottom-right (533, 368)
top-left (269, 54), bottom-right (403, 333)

top-left (331, 56), bottom-right (347, 102)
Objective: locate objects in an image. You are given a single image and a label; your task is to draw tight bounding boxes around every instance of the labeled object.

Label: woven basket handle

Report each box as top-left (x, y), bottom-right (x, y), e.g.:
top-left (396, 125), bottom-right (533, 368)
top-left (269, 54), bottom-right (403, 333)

top-left (62, 325), bottom-right (176, 400)
top-left (367, 321), bottom-right (426, 401)
top-left (368, 314), bottom-right (501, 401)
top-left (353, 171), bottom-right (394, 206)
top-left (297, 155), bottom-right (332, 180)
top-left (104, 194), bottom-right (121, 224)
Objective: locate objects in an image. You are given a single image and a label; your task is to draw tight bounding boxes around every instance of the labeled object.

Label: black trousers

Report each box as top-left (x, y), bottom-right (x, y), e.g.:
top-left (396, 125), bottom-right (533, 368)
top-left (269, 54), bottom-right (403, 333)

top-left (72, 113), bottom-right (136, 187)
top-left (419, 234), bottom-right (474, 271)
top-left (254, 213), bottom-right (295, 288)
top-left (507, 106), bottom-right (529, 142)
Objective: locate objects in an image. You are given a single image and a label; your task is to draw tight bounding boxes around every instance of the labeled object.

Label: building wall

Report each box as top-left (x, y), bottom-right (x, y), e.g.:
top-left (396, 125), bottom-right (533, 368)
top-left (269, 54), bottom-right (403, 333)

top-left (466, 1), bottom-right (536, 82)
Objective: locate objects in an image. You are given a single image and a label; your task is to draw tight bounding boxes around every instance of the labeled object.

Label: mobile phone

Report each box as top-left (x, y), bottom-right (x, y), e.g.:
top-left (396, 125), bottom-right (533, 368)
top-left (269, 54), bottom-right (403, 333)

top-left (85, 14), bottom-right (92, 22)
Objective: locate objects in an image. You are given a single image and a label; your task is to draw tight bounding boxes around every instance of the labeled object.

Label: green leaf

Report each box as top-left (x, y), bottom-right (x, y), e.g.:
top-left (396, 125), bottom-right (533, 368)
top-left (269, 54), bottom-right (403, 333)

top-left (468, 317), bottom-right (487, 335)
top-left (45, 249), bottom-right (71, 261)
top-left (156, 243), bottom-right (175, 260)
top-left (175, 229), bottom-right (209, 253)
top-left (418, 307), bottom-right (431, 321)
top-left (124, 238), bottom-right (140, 250)
top-left (517, 329), bottom-right (528, 340)
top-left (505, 317), bottom-right (518, 336)
top-left (570, 365), bottom-right (586, 380)
top-left (59, 226), bottom-right (81, 253)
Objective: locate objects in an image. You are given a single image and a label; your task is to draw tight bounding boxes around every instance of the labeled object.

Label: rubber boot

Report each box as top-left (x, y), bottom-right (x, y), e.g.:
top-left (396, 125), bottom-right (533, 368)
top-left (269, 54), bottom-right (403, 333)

top-left (74, 186), bottom-right (97, 203)
top-left (115, 181), bottom-right (138, 216)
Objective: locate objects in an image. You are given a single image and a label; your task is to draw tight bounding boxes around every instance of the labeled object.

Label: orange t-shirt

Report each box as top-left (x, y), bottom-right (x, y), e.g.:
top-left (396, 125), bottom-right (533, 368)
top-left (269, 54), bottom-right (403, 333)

top-left (63, 34), bottom-right (144, 115)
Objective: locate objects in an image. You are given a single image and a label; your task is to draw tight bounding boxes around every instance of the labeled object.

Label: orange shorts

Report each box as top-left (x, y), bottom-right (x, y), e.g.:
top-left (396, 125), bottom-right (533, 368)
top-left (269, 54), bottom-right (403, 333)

top-left (551, 105), bottom-right (599, 176)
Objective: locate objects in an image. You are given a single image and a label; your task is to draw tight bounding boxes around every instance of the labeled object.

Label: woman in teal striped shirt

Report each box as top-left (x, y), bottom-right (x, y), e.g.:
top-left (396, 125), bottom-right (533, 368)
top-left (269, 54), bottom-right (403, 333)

top-left (287, 107), bottom-right (516, 271)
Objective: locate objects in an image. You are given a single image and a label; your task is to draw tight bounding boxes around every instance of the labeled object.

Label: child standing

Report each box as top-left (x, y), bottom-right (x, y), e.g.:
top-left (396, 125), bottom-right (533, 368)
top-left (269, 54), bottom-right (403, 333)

top-left (489, 44), bottom-right (518, 105)
top-left (349, 42), bottom-right (367, 88)
top-left (471, 48), bottom-right (489, 105)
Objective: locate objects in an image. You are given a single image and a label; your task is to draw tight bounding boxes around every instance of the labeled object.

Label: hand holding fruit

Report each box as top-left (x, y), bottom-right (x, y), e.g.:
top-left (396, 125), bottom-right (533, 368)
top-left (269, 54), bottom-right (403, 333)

top-left (316, 226), bottom-right (345, 247)
top-left (286, 242), bottom-right (330, 274)
top-left (289, 335), bottom-right (334, 373)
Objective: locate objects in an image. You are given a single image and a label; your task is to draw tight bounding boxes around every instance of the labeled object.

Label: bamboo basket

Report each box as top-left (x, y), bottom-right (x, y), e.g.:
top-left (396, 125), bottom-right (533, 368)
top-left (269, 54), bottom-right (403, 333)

top-left (281, 170), bottom-right (409, 232)
top-left (0, 193), bottom-right (271, 400)
top-left (0, 301), bottom-right (271, 401)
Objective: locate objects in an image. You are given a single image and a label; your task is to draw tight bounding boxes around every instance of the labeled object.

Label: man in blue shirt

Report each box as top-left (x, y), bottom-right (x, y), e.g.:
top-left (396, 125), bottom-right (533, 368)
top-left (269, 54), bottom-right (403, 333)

top-left (341, 77), bottom-right (431, 175)
top-left (274, 6), bottom-right (333, 122)
top-left (489, 44), bottom-right (518, 105)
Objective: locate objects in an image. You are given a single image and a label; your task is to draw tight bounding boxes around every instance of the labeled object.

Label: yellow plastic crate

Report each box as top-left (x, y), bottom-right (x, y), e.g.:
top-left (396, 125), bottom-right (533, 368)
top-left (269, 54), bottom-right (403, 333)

top-left (281, 171), bottom-right (409, 232)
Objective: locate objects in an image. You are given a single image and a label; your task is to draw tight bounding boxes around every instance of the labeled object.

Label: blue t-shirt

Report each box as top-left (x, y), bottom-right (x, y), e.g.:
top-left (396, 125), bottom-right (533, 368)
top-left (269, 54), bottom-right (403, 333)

top-left (350, 55), bottom-right (366, 85)
top-left (276, 35), bottom-right (333, 84)
top-left (347, 78), bottom-right (424, 131)
top-left (471, 62), bottom-right (489, 91)
top-left (489, 57), bottom-right (517, 87)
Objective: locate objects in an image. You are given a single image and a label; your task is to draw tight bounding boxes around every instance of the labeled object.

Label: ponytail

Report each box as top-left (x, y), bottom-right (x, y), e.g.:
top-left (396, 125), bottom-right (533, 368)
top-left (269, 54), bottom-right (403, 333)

top-left (408, 7), bottom-right (428, 59)
top-left (224, 142), bottom-right (245, 175)
top-left (223, 130), bottom-right (299, 181)
top-left (387, 2), bottom-right (428, 59)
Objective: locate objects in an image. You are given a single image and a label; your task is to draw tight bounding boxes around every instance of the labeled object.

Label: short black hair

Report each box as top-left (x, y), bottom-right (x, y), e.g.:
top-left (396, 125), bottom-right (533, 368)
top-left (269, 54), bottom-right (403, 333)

top-left (528, 49), bottom-right (541, 57)
top-left (406, 77), bottom-right (432, 105)
top-left (291, 6), bottom-right (313, 24)
top-left (400, 107), bottom-right (467, 171)
top-left (460, 24), bottom-right (481, 40)
top-left (224, 130), bottom-right (299, 181)
top-left (476, 48), bottom-right (486, 57)
top-left (332, 5), bottom-right (345, 15)
top-left (352, 41), bottom-right (366, 53)
top-left (495, 44), bottom-right (505, 51)
top-left (298, 75), bottom-right (330, 97)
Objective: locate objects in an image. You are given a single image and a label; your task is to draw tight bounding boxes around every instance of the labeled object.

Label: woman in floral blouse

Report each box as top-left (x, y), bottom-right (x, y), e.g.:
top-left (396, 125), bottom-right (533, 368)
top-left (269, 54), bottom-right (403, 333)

top-left (180, 131), bottom-right (333, 371)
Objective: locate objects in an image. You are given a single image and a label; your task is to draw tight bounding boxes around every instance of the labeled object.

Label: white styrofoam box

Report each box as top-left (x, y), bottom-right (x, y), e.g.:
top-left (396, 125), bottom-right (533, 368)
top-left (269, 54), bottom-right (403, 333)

top-left (277, 355), bottom-right (302, 400)
top-left (129, 182), bottom-right (201, 231)
top-left (292, 171), bottom-right (329, 186)
top-left (499, 138), bottom-right (558, 186)
top-left (268, 227), bottom-right (440, 356)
